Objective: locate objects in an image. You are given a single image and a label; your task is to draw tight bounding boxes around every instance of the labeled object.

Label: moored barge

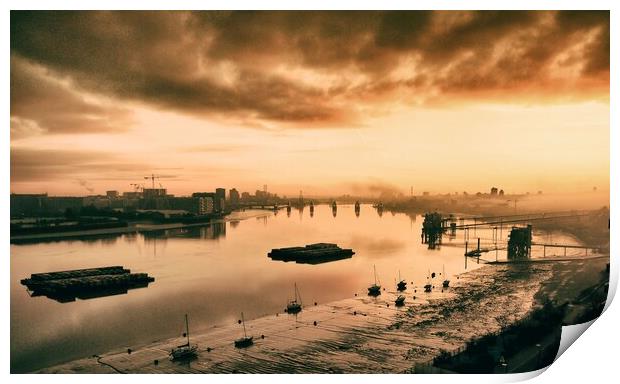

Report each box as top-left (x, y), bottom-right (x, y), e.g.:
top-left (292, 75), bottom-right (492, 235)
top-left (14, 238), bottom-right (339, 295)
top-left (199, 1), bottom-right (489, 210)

top-left (268, 243), bottom-right (354, 264)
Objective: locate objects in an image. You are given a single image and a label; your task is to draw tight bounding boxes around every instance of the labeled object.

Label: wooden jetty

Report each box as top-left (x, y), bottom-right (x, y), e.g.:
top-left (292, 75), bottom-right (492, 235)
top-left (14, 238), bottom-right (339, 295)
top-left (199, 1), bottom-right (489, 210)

top-left (268, 243), bottom-right (354, 264)
top-left (21, 266), bottom-right (155, 303)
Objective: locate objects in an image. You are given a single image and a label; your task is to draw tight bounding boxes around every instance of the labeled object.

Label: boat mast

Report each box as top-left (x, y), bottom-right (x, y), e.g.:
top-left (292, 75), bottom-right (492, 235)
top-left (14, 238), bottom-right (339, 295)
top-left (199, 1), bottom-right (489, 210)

top-left (374, 265), bottom-right (377, 286)
top-left (241, 312), bottom-right (247, 338)
top-left (185, 314), bottom-right (190, 346)
top-left (295, 283), bottom-right (302, 305)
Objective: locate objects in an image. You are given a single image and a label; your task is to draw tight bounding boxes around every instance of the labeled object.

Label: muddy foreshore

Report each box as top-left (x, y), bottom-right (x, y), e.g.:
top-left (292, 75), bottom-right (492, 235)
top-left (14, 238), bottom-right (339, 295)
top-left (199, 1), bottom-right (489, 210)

top-left (36, 254), bottom-right (608, 374)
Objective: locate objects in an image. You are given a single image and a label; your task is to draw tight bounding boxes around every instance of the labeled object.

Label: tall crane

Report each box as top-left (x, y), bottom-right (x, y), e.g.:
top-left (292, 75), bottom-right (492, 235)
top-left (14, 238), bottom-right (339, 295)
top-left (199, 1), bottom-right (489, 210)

top-left (144, 174), bottom-right (161, 190)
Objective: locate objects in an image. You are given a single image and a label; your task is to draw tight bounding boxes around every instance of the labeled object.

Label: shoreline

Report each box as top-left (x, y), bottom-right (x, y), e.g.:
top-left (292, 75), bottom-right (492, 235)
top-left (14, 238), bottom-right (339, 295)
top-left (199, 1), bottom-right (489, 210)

top-left (10, 211), bottom-right (272, 243)
top-left (36, 254), bottom-right (608, 374)
top-left (425, 255), bottom-right (609, 373)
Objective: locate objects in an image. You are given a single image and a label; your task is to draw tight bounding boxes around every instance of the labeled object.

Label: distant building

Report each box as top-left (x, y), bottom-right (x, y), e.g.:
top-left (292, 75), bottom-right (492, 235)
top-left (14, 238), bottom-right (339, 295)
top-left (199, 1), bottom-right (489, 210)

top-left (142, 188), bottom-right (167, 199)
top-left (192, 192), bottom-right (218, 214)
top-left (241, 192), bottom-right (251, 200)
top-left (215, 188), bottom-right (226, 212)
top-left (422, 191), bottom-right (430, 196)
top-left (229, 188), bottom-right (240, 206)
top-left (106, 190), bottom-right (119, 199)
top-left (122, 191), bottom-right (142, 199)
top-left (490, 187), bottom-right (498, 196)
top-left (82, 196), bottom-right (111, 209)
top-left (10, 193), bottom-right (47, 217)
top-left (167, 196), bottom-right (213, 215)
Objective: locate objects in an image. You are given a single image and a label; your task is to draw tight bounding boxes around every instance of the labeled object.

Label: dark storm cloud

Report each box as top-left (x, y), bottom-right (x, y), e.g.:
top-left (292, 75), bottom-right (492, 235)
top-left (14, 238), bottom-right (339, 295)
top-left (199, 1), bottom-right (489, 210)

top-left (10, 10), bottom-right (609, 127)
top-left (10, 147), bottom-right (148, 182)
top-left (10, 55), bottom-right (132, 138)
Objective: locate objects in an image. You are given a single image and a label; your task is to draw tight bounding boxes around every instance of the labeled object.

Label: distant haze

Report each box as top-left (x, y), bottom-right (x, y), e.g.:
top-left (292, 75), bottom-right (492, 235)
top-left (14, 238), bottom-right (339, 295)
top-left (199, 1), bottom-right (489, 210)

top-left (10, 11), bottom-right (609, 197)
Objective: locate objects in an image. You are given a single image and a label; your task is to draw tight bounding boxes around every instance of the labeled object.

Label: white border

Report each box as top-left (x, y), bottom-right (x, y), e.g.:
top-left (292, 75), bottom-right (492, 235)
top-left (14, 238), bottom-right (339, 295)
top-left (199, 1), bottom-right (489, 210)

top-left (3, 2), bottom-right (617, 384)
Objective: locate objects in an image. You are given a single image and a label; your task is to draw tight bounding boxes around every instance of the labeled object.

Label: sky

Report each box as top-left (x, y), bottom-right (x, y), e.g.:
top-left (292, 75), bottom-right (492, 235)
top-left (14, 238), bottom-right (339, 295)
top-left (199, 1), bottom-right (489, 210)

top-left (9, 11), bottom-right (610, 197)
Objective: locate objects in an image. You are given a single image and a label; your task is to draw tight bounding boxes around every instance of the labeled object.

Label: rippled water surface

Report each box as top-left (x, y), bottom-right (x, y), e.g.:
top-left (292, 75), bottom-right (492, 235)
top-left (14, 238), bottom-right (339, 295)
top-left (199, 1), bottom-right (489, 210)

top-left (11, 204), bottom-right (581, 372)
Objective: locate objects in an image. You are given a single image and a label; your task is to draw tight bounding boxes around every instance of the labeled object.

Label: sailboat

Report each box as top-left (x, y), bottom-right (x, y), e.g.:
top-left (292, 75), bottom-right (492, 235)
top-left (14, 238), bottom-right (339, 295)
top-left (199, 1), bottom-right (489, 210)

top-left (424, 269), bottom-right (432, 293)
top-left (234, 312), bottom-right (254, 348)
top-left (396, 270), bottom-right (407, 291)
top-left (367, 265), bottom-right (381, 296)
top-left (286, 283), bottom-right (302, 314)
top-left (169, 314), bottom-right (198, 360)
top-left (442, 265), bottom-right (450, 288)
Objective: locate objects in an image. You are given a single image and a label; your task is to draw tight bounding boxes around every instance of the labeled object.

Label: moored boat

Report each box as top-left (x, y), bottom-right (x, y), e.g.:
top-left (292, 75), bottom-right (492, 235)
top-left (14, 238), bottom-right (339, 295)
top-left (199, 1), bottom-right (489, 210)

top-left (169, 314), bottom-right (198, 360)
top-left (234, 312), bottom-right (254, 348)
top-left (424, 269), bottom-right (432, 292)
top-left (396, 270), bottom-right (407, 291)
top-left (368, 265), bottom-right (381, 296)
top-left (286, 283), bottom-right (302, 314)
top-left (442, 265), bottom-right (450, 288)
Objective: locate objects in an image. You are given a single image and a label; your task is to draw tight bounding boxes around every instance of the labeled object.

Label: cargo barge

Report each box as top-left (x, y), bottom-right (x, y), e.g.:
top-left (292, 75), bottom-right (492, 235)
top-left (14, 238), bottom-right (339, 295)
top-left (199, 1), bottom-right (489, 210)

top-left (21, 266), bottom-right (155, 303)
top-left (268, 243), bottom-right (354, 264)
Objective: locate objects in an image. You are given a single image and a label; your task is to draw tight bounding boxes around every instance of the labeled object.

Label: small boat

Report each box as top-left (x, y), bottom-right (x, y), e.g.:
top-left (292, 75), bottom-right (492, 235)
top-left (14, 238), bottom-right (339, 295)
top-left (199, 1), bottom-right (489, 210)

top-left (368, 265), bottom-right (381, 296)
top-left (234, 312), bottom-right (254, 348)
top-left (424, 269), bottom-right (432, 293)
top-left (309, 201), bottom-right (314, 215)
top-left (396, 270), bottom-right (407, 291)
top-left (169, 314), bottom-right (198, 360)
top-left (286, 283), bottom-right (302, 314)
top-left (442, 265), bottom-right (450, 288)
top-left (395, 295), bottom-right (406, 306)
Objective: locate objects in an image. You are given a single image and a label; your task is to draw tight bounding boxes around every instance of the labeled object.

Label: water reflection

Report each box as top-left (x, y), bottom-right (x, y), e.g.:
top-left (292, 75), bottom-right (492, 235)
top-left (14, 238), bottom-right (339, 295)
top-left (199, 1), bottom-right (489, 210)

top-left (10, 205), bottom-right (582, 373)
top-left (142, 223), bottom-right (226, 240)
top-left (27, 282), bottom-right (152, 304)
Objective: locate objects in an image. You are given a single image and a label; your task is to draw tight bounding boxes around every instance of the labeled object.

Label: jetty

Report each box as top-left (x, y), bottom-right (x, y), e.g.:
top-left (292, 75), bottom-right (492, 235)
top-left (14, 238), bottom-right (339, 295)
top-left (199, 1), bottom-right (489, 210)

top-left (21, 266), bottom-right (155, 303)
top-left (268, 243), bottom-right (354, 264)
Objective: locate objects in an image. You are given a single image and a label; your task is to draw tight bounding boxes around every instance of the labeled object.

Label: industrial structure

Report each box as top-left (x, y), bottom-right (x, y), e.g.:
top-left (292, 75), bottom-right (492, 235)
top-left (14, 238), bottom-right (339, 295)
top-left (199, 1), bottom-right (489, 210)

top-left (507, 225), bottom-right (532, 259)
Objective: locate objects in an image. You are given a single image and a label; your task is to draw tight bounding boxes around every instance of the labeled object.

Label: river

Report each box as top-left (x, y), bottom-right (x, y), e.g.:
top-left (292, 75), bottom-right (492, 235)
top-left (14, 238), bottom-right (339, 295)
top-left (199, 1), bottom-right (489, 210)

top-left (10, 204), bottom-right (582, 372)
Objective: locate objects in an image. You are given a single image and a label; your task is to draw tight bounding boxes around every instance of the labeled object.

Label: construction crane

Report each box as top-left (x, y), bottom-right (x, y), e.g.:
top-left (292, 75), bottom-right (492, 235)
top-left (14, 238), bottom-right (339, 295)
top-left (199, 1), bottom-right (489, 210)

top-left (144, 174), bottom-right (161, 190)
top-left (130, 183), bottom-right (143, 192)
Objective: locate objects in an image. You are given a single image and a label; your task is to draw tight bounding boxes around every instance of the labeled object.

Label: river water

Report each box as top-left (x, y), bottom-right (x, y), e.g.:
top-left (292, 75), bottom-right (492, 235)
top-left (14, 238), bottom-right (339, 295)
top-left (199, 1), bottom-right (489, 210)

top-left (10, 204), bottom-right (581, 372)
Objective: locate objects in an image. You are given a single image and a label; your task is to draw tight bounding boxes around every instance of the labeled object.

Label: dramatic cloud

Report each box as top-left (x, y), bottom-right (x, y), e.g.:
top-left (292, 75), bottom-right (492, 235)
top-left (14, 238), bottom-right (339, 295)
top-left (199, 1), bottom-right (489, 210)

top-left (10, 11), bottom-right (609, 128)
top-left (10, 55), bottom-right (133, 138)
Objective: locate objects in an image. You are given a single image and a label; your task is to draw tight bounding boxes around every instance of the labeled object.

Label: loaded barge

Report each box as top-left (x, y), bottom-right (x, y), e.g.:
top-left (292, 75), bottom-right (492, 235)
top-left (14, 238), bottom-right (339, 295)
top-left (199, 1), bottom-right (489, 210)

top-left (20, 266), bottom-right (155, 303)
top-left (268, 243), bottom-right (354, 264)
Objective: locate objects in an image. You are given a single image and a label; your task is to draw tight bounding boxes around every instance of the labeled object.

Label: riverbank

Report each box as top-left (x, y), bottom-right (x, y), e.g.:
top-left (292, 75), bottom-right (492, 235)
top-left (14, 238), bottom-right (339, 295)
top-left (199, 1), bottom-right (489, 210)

top-left (422, 256), bottom-right (609, 373)
top-left (37, 253), bottom-right (608, 374)
top-left (10, 211), bottom-right (271, 243)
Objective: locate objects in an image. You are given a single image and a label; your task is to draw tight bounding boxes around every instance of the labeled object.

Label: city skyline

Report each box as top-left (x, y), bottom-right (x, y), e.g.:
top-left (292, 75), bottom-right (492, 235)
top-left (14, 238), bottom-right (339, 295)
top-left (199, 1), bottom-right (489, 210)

top-left (10, 11), bottom-right (609, 196)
